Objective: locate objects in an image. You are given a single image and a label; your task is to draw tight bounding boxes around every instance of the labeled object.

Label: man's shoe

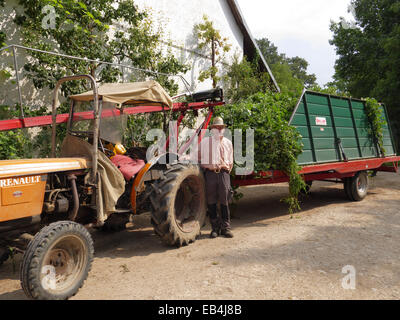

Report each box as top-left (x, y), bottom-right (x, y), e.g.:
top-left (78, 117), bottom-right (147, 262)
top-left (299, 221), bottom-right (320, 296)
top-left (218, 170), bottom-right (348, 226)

top-left (221, 229), bottom-right (234, 238)
top-left (210, 230), bottom-right (219, 239)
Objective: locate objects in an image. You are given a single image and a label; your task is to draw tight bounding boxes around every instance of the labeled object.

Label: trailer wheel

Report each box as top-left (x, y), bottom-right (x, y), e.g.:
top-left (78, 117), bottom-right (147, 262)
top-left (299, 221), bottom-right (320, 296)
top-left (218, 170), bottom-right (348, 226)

top-left (344, 178), bottom-right (354, 201)
top-left (150, 164), bottom-right (206, 248)
top-left (20, 221), bottom-right (94, 300)
top-left (350, 171), bottom-right (369, 201)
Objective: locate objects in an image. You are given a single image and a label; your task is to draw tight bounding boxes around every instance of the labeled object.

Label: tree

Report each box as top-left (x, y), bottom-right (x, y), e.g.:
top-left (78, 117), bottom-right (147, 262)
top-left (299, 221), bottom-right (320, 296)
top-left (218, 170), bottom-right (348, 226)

top-left (308, 83), bottom-right (350, 97)
top-left (256, 38), bottom-right (284, 65)
top-left (330, 0), bottom-right (400, 148)
top-left (256, 38), bottom-right (317, 94)
top-left (194, 15), bottom-right (231, 88)
top-left (14, 0), bottom-right (188, 96)
top-left (0, 1), bottom-right (9, 82)
top-left (0, 0), bottom-right (189, 158)
top-left (286, 56), bottom-right (317, 88)
top-left (270, 63), bottom-right (304, 97)
top-left (223, 56), bottom-right (271, 103)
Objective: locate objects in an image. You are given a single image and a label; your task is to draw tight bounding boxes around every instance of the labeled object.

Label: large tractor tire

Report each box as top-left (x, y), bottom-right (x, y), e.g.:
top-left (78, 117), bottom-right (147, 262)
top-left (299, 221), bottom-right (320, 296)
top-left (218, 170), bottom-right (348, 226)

top-left (150, 164), bottom-right (207, 248)
top-left (20, 221), bottom-right (94, 300)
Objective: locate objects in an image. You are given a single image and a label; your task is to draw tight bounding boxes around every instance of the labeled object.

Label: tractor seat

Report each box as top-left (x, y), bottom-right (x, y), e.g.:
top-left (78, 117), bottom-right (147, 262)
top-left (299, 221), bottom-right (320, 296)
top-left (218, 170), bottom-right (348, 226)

top-left (111, 155), bottom-right (146, 181)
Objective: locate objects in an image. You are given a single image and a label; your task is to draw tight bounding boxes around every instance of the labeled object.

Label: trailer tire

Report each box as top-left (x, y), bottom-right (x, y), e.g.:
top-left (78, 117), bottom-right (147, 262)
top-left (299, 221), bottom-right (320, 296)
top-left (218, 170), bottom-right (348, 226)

top-left (150, 164), bottom-right (207, 248)
top-left (350, 171), bottom-right (369, 201)
top-left (20, 221), bottom-right (94, 300)
top-left (344, 178), bottom-right (354, 201)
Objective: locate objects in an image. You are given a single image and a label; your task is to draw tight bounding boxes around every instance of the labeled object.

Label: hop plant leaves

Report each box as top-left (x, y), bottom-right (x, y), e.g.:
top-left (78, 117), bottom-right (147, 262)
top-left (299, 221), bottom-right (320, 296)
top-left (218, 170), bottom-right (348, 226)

top-left (215, 91), bottom-right (307, 213)
top-left (365, 98), bottom-right (386, 156)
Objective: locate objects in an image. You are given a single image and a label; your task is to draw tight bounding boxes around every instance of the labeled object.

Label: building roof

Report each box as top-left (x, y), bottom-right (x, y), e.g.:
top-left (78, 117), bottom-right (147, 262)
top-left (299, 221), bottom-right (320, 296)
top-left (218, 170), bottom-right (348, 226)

top-left (226, 0), bottom-right (281, 92)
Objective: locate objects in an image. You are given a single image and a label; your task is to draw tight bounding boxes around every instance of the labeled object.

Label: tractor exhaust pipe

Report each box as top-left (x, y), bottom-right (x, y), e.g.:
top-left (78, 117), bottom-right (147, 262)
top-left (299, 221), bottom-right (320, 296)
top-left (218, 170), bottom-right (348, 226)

top-left (68, 175), bottom-right (79, 222)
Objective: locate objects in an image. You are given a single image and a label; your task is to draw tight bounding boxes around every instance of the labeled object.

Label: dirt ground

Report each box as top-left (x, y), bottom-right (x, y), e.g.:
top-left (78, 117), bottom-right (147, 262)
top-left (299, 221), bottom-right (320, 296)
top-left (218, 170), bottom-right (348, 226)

top-left (1, 172), bottom-right (399, 300)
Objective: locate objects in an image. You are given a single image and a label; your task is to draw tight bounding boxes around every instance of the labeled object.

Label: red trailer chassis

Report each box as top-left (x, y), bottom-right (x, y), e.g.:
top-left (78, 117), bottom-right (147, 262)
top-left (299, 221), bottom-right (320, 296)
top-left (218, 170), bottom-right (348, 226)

top-left (233, 156), bottom-right (400, 187)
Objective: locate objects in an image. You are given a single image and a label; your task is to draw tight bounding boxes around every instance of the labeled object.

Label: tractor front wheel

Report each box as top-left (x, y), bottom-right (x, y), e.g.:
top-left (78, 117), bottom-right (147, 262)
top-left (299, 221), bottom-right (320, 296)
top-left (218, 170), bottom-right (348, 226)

top-left (20, 221), bottom-right (94, 300)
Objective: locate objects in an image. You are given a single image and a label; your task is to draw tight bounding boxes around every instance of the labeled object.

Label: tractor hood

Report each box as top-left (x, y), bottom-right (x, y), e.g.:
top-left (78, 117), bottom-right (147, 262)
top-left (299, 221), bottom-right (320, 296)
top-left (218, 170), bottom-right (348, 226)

top-left (0, 158), bottom-right (90, 179)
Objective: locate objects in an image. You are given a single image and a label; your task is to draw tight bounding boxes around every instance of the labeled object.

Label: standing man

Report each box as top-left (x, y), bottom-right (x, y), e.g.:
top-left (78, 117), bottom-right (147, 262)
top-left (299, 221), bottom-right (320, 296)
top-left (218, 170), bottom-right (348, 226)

top-left (198, 117), bottom-right (234, 238)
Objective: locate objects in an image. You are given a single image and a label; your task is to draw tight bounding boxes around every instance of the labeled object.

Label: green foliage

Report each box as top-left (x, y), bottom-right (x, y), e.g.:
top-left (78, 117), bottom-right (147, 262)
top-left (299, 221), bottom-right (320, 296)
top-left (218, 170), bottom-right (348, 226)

top-left (0, 129), bottom-right (30, 160)
top-left (0, 105), bottom-right (48, 160)
top-left (224, 56), bottom-right (271, 103)
top-left (330, 0), bottom-right (400, 148)
top-left (308, 83), bottom-right (350, 97)
top-left (0, 31), bottom-right (5, 48)
top-left (257, 38), bottom-right (317, 94)
top-left (14, 0), bottom-right (187, 96)
top-left (0, 0), bottom-right (7, 83)
top-left (256, 38), bottom-right (283, 66)
top-left (270, 63), bottom-right (304, 97)
top-left (365, 98), bottom-right (386, 155)
top-left (215, 92), bottom-right (306, 213)
top-left (123, 110), bottom-right (198, 148)
top-left (1, 0), bottom-right (190, 159)
top-left (194, 15), bottom-right (231, 88)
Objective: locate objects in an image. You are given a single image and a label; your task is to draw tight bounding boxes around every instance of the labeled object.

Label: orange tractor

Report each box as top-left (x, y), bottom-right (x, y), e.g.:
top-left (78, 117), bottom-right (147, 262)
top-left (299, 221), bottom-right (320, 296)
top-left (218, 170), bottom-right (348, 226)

top-left (0, 75), bottom-right (224, 299)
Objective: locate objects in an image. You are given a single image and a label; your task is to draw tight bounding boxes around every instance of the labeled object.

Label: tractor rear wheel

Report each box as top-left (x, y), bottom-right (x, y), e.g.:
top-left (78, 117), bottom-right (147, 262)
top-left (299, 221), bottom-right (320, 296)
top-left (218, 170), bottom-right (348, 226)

top-left (20, 221), bottom-right (94, 300)
top-left (150, 164), bottom-right (207, 248)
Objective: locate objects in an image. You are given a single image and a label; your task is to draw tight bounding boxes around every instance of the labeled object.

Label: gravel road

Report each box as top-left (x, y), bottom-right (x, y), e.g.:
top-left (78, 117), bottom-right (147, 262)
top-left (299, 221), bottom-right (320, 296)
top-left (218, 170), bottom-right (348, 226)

top-left (1, 172), bottom-right (399, 300)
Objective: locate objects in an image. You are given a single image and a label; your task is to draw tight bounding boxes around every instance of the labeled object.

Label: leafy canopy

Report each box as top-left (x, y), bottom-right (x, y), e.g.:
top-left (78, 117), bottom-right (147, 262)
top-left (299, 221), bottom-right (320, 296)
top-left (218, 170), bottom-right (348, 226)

top-left (15, 0), bottom-right (188, 96)
top-left (223, 56), bottom-right (272, 103)
top-left (329, 0), bottom-right (400, 148)
top-left (0, 0), bottom-right (189, 158)
top-left (257, 38), bottom-right (317, 95)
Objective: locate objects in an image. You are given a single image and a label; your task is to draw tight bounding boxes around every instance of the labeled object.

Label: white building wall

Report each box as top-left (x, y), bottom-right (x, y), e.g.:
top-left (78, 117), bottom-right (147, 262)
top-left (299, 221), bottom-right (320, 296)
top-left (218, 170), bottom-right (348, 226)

top-left (134, 0), bottom-right (244, 92)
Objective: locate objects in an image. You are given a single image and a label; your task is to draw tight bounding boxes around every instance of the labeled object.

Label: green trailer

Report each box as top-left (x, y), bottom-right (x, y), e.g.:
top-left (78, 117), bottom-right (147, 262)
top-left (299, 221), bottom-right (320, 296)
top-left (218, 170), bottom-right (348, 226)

top-left (234, 90), bottom-right (400, 202)
top-left (290, 90), bottom-right (396, 166)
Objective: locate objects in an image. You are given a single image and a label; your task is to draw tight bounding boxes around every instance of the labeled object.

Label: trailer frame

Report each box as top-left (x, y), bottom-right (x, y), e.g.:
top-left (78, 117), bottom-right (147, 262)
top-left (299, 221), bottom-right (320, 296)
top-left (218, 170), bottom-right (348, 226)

top-left (233, 156), bottom-right (400, 187)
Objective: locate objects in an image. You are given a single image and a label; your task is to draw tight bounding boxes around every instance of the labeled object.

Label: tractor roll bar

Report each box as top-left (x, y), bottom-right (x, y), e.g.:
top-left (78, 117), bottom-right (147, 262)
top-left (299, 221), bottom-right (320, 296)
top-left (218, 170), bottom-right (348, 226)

top-left (51, 75), bottom-right (99, 185)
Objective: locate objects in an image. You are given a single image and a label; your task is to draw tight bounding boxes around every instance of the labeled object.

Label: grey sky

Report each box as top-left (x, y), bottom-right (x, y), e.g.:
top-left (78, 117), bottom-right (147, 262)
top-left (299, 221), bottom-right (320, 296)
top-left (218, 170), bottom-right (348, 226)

top-left (236, 0), bottom-right (354, 86)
